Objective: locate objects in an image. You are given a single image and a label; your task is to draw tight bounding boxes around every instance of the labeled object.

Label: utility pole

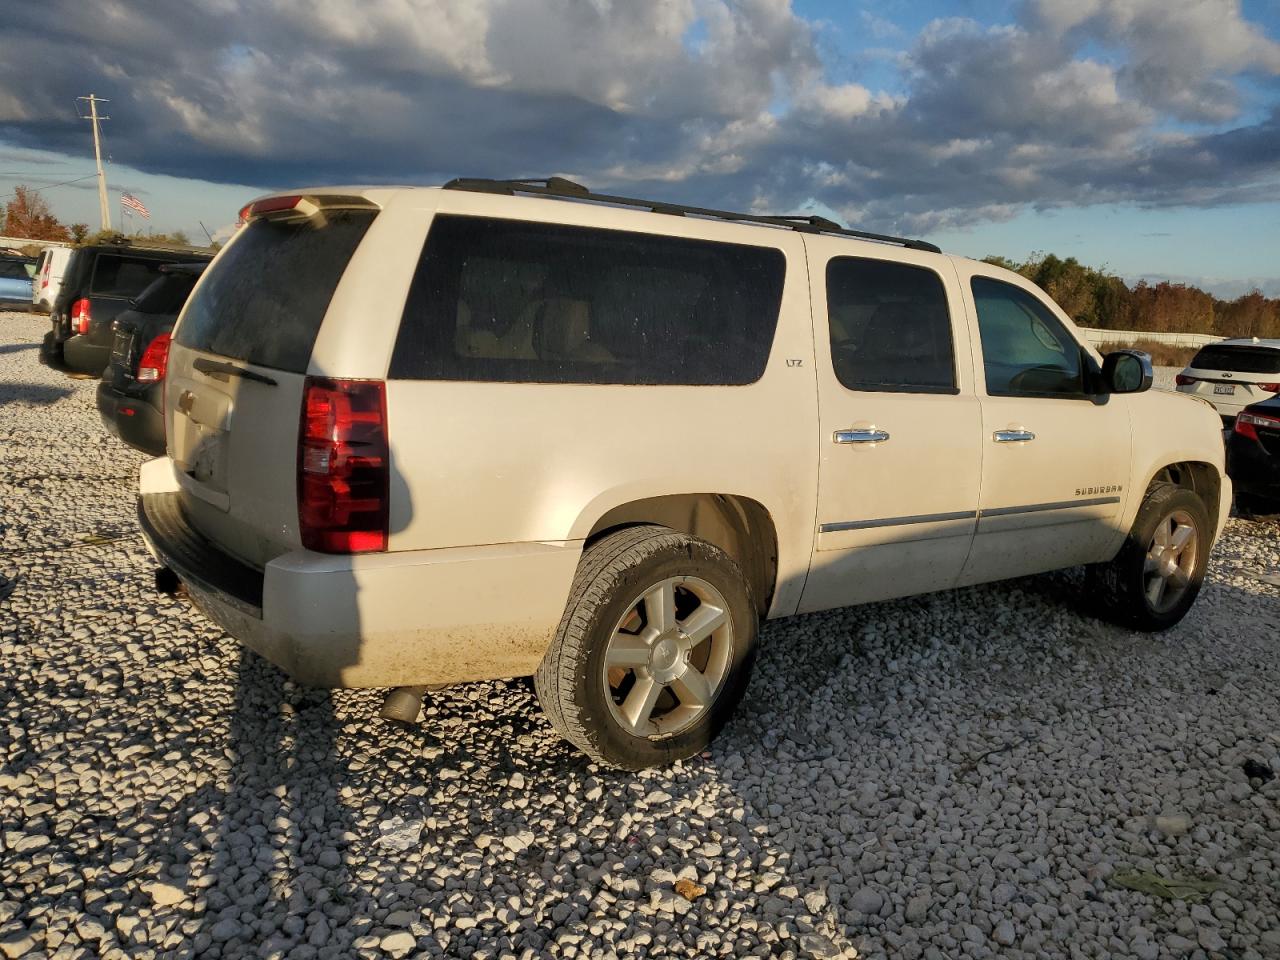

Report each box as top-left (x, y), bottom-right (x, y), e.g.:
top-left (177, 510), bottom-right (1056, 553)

top-left (78, 94), bottom-right (111, 231)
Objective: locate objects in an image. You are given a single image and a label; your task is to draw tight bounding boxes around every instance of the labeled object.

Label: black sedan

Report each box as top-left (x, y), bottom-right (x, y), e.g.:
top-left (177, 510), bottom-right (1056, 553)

top-left (97, 263), bottom-right (205, 456)
top-left (1227, 394), bottom-right (1280, 516)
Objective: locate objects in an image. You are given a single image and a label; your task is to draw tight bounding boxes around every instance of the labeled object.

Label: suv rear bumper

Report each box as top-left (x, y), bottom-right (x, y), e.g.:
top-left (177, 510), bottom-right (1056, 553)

top-left (62, 334), bottom-right (110, 376)
top-left (136, 468), bottom-right (581, 688)
top-left (98, 380), bottom-right (166, 456)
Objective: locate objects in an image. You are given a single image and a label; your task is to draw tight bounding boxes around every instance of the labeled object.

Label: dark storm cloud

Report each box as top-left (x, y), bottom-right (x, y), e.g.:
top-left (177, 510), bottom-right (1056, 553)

top-left (1, 0), bottom-right (1277, 234)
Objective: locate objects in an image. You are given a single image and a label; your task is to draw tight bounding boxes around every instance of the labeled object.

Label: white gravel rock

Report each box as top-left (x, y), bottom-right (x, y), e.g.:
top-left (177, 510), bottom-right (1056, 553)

top-left (1, 311), bottom-right (1279, 958)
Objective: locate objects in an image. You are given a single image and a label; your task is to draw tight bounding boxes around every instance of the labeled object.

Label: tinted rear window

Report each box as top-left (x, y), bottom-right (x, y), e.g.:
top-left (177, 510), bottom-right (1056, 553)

top-left (134, 270), bottom-right (203, 314)
top-left (389, 215), bottom-right (786, 385)
top-left (826, 257), bottom-right (956, 393)
top-left (1190, 345), bottom-right (1280, 375)
top-left (0, 260), bottom-right (30, 280)
top-left (176, 210), bottom-right (376, 373)
top-left (90, 255), bottom-right (168, 298)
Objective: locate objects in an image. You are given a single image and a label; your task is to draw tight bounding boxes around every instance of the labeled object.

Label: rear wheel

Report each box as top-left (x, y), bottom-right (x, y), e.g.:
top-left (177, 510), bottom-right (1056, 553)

top-left (534, 526), bottom-right (757, 769)
top-left (1087, 484), bottom-right (1211, 631)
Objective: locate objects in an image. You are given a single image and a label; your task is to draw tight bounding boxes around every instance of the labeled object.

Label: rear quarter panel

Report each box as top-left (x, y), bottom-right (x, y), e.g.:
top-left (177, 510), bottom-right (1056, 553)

top-left (374, 192), bottom-right (821, 619)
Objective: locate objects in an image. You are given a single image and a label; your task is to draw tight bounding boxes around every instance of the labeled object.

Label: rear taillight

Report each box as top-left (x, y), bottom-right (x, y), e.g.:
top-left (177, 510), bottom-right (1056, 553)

top-left (1174, 374), bottom-right (1196, 386)
top-left (1234, 410), bottom-right (1280, 442)
top-left (72, 298), bottom-right (91, 335)
top-left (136, 332), bottom-right (172, 383)
top-left (1258, 383), bottom-right (1280, 393)
top-left (239, 195), bottom-right (303, 223)
top-left (298, 378), bottom-right (389, 554)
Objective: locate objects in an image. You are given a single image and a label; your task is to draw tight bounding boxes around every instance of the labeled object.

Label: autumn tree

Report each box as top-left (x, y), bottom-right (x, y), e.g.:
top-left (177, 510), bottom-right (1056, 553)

top-left (1216, 291), bottom-right (1280, 340)
top-left (2, 185), bottom-right (72, 242)
top-left (1126, 282), bottom-right (1216, 334)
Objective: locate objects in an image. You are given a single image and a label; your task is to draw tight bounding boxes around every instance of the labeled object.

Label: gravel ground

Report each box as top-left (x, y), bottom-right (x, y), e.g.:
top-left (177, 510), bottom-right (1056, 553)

top-left (2, 310), bottom-right (1279, 960)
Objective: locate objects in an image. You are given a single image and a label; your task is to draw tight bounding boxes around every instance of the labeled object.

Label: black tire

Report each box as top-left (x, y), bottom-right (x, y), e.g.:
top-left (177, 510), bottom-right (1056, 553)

top-left (1086, 483), bottom-right (1211, 631)
top-left (534, 525), bottom-right (758, 770)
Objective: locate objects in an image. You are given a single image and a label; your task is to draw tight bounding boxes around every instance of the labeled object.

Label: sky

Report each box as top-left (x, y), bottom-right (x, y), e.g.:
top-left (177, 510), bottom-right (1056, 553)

top-left (1, 0), bottom-right (1278, 296)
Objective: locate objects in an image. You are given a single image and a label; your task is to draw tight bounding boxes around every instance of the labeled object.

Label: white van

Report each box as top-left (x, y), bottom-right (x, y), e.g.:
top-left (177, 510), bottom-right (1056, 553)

top-left (32, 246), bottom-right (72, 314)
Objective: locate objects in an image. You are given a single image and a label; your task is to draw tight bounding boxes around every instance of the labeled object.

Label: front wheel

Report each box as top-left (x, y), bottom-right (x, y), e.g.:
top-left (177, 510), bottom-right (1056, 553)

top-left (534, 526), bottom-right (758, 769)
top-left (1086, 484), bottom-right (1211, 631)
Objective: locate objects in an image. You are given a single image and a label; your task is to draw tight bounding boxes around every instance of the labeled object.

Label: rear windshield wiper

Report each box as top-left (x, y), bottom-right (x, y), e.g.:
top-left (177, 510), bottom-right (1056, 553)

top-left (193, 357), bottom-right (277, 386)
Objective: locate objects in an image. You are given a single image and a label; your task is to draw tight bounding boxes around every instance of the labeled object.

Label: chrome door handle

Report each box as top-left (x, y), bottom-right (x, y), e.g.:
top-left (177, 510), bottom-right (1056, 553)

top-left (834, 428), bottom-right (890, 444)
top-left (993, 429), bottom-right (1036, 443)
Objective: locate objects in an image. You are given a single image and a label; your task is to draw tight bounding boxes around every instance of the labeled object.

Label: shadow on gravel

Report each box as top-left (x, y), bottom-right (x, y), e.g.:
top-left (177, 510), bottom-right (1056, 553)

top-left (136, 651), bottom-right (361, 958)
top-left (0, 342), bottom-right (37, 355)
top-left (0, 381), bottom-right (72, 407)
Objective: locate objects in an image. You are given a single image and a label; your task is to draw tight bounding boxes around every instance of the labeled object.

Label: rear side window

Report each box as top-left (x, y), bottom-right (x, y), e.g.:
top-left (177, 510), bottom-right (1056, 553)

top-left (177, 211), bottom-right (376, 373)
top-left (1189, 345), bottom-right (1280, 375)
top-left (90, 255), bottom-right (167, 298)
top-left (389, 215), bottom-right (786, 385)
top-left (0, 260), bottom-right (29, 280)
top-left (826, 257), bottom-right (956, 393)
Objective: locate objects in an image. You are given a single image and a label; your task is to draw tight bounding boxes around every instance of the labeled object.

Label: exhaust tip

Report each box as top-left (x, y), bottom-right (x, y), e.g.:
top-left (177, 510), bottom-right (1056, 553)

top-left (379, 686), bottom-right (428, 725)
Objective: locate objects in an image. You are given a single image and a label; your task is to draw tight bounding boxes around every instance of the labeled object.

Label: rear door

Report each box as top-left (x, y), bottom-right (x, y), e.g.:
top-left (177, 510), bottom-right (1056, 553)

top-left (84, 254), bottom-right (177, 344)
top-left (798, 242), bottom-right (983, 613)
top-left (167, 199), bottom-right (379, 568)
top-left (33, 252), bottom-right (48, 304)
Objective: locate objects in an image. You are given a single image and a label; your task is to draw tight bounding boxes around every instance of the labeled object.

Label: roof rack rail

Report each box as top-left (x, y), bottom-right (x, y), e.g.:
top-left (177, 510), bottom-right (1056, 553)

top-left (441, 177), bottom-right (942, 253)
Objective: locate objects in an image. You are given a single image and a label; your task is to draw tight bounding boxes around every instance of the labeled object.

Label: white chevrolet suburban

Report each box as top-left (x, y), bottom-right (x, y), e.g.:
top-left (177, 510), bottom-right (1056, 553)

top-left (137, 178), bottom-right (1230, 769)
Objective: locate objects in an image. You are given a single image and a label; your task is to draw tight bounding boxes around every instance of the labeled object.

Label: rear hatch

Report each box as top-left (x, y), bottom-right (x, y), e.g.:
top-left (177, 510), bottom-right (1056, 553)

top-left (108, 265), bottom-right (207, 385)
top-left (166, 195), bottom-right (379, 568)
top-left (1182, 343), bottom-right (1280, 409)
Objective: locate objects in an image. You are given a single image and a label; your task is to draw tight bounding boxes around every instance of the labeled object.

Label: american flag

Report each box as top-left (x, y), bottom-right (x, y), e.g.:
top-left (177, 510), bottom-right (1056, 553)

top-left (121, 192), bottom-right (151, 219)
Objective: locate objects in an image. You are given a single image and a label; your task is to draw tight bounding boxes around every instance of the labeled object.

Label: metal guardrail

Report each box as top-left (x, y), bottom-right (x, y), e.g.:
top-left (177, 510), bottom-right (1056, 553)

top-left (0, 235), bottom-right (73, 250)
top-left (1080, 328), bottom-right (1223, 348)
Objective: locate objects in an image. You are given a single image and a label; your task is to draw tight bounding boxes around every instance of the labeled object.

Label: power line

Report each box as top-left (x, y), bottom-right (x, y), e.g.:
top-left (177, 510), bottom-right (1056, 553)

top-left (0, 174), bottom-right (100, 205)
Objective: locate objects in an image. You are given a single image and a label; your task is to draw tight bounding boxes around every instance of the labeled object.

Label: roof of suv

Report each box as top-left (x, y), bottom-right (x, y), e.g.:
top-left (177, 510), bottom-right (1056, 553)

top-left (75, 242), bottom-right (214, 258)
top-left (243, 178), bottom-right (945, 254)
top-left (1215, 338), bottom-right (1280, 349)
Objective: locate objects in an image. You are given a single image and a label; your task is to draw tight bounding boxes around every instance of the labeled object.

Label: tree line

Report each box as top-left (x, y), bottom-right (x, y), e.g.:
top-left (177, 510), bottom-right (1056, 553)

top-left (983, 253), bottom-right (1279, 340)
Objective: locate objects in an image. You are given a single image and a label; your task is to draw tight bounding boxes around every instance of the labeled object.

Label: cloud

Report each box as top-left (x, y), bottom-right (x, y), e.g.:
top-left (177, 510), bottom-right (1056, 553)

top-left (0, 0), bottom-right (1277, 238)
top-left (1026, 0), bottom-right (1280, 121)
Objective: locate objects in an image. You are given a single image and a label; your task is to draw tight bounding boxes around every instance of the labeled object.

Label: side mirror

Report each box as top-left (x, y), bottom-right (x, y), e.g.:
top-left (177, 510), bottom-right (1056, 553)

top-left (1102, 349), bottom-right (1153, 394)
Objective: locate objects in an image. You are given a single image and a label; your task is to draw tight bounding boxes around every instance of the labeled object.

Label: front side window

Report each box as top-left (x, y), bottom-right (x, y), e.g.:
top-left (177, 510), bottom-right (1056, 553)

top-left (389, 215), bottom-right (787, 385)
top-left (971, 276), bottom-right (1085, 396)
top-left (826, 257), bottom-right (956, 393)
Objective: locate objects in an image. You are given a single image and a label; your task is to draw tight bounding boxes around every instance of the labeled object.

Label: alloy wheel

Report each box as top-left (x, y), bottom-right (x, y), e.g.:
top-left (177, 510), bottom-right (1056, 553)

top-left (1143, 509), bottom-right (1199, 613)
top-left (602, 576), bottom-right (734, 739)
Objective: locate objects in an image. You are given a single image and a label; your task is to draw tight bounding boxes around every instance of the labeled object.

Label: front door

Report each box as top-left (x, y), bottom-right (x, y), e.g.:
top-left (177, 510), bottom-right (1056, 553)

top-left (799, 242), bottom-right (983, 614)
top-left (955, 268), bottom-right (1132, 587)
